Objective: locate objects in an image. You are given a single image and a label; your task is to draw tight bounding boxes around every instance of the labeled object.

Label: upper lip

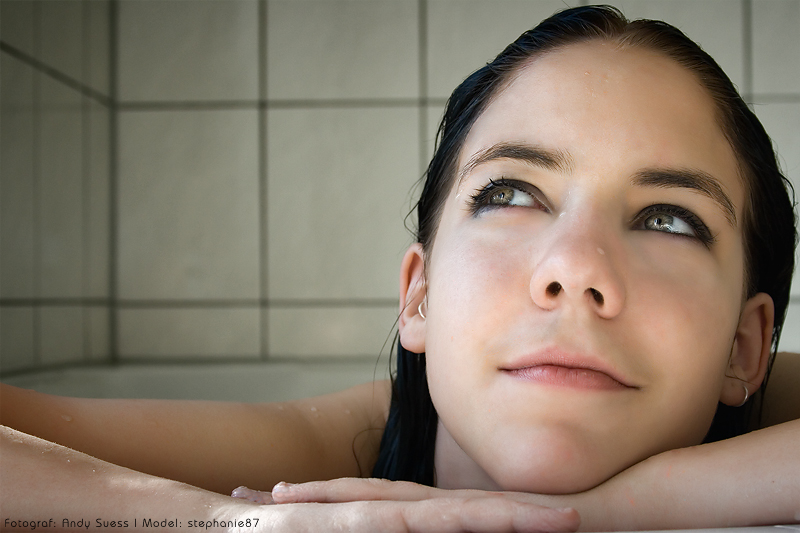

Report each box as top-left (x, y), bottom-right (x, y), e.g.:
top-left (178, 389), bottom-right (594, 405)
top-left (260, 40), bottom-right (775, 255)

top-left (499, 347), bottom-right (639, 389)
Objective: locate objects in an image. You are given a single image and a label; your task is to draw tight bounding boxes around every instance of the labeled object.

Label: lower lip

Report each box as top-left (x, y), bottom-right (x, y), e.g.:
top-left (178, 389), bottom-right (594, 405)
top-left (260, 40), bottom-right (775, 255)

top-left (503, 365), bottom-right (628, 390)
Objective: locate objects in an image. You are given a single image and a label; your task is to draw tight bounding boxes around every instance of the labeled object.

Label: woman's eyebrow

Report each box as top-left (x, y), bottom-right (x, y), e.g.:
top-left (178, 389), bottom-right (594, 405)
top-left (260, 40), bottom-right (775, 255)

top-left (632, 169), bottom-right (737, 227)
top-left (459, 142), bottom-right (574, 182)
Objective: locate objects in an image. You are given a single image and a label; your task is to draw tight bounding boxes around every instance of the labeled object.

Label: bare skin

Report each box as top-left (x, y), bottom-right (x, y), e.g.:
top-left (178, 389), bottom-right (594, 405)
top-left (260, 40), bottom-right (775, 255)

top-left (1, 354), bottom-right (799, 531)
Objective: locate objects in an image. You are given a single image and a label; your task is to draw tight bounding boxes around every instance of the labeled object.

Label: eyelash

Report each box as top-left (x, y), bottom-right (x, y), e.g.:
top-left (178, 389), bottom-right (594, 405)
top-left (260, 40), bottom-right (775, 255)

top-left (468, 178), bottom-right (549, 214)
top-left (467, 178), bottom-right (716, 247)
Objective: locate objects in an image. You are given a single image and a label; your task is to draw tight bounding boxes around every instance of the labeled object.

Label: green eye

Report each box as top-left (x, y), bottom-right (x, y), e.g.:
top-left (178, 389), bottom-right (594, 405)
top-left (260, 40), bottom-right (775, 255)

top-left (637, 205), bottom-right (715, 247)
top-left (470, 178), bottom-right (544, 214)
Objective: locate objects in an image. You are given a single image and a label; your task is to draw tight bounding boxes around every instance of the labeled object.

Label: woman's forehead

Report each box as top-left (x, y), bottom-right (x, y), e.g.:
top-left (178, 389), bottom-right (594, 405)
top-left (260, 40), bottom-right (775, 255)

top-left (457, 41), bottom-right (743, 209)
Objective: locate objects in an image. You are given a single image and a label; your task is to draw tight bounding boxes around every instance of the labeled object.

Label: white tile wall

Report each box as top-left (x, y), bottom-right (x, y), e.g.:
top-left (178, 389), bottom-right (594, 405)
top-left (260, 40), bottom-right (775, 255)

top-left (0, 1), bottom-right (37, 59)
top-left (0, 55), bottom-right (36, 299)
top-left (0, 307), bottom-right (35, 372)
top-left (39, 75), bottom-right (84, 298)
top-left (86, 101), bottom-right (110, 298)
top-left (39, 0), bottom-right (84, 84)
top-left (268, 306), bottom-right (399, 357)
top-left (118, 0), bottom-right (259, 102)
top-left (119, 308), bottom-right (260, 358)
top-left (39, 306), bottom-right (83, 365)
top-left (753, 0), bottom-right (800, 95)
top-left (426, 0), bottom-right (571, 99)
top-left (86, 0), bottom-right (110, 96)
top-left (87, 307), bottom-right (109, 361)
top-left (267, 107), bottom-right (418, 300)
top-left (267, 0), bottom-right (419, 100)
top-left (778, 302), bottom-right (800, 353)
top-left (118, 109), bottom-right (260, 300)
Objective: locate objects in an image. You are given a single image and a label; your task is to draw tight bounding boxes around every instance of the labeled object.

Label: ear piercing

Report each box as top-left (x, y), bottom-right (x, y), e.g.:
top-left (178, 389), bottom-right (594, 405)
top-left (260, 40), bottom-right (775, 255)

top-left (736, 384), bottom-right (749, 408)
top-left (418, 298), bottom-right (427, 320)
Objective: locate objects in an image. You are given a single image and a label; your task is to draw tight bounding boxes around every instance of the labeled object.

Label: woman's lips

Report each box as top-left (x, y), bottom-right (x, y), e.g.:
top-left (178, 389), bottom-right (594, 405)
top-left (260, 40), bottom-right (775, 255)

top-left (502, 364), bottom-right (630, 390)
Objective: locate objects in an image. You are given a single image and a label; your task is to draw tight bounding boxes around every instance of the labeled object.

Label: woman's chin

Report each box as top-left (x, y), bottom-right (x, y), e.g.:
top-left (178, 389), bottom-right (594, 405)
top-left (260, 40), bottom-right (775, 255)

top-left (482, 438), bottom-right (623, 494)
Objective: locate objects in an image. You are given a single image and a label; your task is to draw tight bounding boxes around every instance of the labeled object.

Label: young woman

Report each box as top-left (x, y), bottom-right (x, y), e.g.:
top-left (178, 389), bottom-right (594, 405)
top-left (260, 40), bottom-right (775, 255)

top-left (2, 6), bottom-right (799, 531)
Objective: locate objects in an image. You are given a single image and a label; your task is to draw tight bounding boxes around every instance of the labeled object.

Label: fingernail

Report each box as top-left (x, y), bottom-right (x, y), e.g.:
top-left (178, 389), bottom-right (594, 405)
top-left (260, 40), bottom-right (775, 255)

top-left (231, 486), bottom-right (253, 499)
top-left (272, 481), bottom-right (295, 495)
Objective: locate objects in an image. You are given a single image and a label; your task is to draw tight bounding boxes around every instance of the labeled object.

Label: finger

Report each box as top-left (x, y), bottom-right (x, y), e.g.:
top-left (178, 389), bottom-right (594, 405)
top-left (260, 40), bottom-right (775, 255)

top-left (271, 478), bottom-right (444, 504)
top-left (308, 499), bottom-right (579, 533)
top-left (396, 498), bottom-right (580, 533)
top-left (231, 485), bottom-right (275, 505)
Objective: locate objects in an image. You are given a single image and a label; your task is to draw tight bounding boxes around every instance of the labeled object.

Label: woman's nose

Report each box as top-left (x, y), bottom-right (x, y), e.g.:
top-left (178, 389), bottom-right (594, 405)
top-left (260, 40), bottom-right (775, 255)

top-left (530, 218), bottom-right (625, 319)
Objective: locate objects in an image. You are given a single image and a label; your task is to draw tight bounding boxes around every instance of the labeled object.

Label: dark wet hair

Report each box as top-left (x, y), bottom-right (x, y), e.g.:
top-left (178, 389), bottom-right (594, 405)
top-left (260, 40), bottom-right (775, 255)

top-left (373, 5), bottom-right (796, 484)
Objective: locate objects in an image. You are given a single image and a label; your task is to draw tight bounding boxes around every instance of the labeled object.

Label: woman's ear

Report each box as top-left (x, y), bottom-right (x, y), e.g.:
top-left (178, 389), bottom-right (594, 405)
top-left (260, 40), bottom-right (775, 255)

top-left (720, 292), bottom-right (774, 406)
top-left (398, 243), bottom-right (427, 353)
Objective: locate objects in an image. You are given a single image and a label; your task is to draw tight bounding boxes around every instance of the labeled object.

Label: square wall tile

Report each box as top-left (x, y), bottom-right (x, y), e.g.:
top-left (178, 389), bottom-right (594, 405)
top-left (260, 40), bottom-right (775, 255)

top-left (268, 0), bottom-right (419, 100)
top-left (40, 0), bottom-right (84, 84)
top-left (40, 306), bottom-right (84, 365)
top-left (39, 76), bottom-right (84, 298)
top-left (778, 300), bottom-right (800, 353)
top-left (608, 0), bottom-right (744, 91)
top-left (268, 306), bottom-right (398, 357)
top-left (0, 54), bottom-right (36, 298)
top-left (427, 0), bottom-right (572, 99)
top-left (1, 0), bottom-right (37, 59)
top-left (753, 0), bottom-right (800, 94)
top-left (119, 308), bottom-right (261, 358)
top-left (0, 307), bottom-right (35, 372)
top-left (755, 103), bottom-right (800, 296)
top-left (118, 109), bottom-right (260, 300)
top-left (267, 107), bottom-right (418, 300)
top-left (118, 0), bottom-right (259, 102)
top-left (86, 100), bottom-right (110, 298)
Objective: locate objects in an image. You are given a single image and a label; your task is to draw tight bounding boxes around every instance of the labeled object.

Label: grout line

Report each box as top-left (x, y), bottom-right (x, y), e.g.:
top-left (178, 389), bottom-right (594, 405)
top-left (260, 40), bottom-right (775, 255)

top-left (31, 1), bottom-right (42, 368)
top-left (108, 0), bottom-right (119, 364)
top-left (0, 41), bottom-right (112, 107)
top-left (259, 0), bottom-right (269, 361)
top-left (418, 0), bottom-right (428, 178)
top-left (82, 0), bottom-right (91, 363)
top-left (742, 0), bottom-right (753, 99)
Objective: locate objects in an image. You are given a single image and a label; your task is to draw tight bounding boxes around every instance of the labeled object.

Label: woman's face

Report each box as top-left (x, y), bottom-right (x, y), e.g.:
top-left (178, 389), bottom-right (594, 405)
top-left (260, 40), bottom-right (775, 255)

top-left (422, 42), bottom-right (750, 493)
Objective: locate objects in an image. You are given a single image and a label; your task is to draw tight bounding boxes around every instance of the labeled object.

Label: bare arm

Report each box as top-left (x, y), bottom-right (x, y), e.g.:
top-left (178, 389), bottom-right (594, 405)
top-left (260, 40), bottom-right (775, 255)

top-left (263, 353), bottom-right (800, 529)
top-left (0, 380), bottom-right (390, 494)
top-left (1, 425), bottom-right (578, 533)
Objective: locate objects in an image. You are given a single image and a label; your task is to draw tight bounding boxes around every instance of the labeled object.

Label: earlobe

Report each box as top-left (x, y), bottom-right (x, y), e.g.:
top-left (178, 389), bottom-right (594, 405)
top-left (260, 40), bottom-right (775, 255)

top-left (720, 293), bottom-right (774, 406)
top-left (398, 243), bottom-right (427, 354)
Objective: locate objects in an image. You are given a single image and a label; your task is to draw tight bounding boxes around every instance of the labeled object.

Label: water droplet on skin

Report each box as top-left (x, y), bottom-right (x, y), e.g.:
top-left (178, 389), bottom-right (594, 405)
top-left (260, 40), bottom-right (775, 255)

top-left (277, 406), bottom-right (284, 411)
top-left (310, 407), bottom-right (318, 412)
top-left (597, 248), bottom-right (605, 255)
top-left (61, 415), bottom-right (73, 422)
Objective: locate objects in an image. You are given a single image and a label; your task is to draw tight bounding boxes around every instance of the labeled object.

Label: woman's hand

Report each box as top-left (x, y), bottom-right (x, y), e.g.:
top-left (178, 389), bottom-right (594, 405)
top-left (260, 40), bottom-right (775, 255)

top-left (232, 480), bottom-right (580, 532)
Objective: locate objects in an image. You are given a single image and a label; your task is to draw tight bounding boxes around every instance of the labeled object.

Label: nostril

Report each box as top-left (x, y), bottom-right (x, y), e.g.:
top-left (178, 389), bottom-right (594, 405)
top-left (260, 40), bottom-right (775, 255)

top-left (589, 288), bottom-right (604, 305)
top-left (546, 282), bottom-right (562, 297)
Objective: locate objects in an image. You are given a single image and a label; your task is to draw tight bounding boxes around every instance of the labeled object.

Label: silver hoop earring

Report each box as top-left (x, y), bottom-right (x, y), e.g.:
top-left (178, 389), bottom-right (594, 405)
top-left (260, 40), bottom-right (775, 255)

top-left (736, 384), bottom-right (749, 408)
top-left (418, 299), bottom-right (427, 320)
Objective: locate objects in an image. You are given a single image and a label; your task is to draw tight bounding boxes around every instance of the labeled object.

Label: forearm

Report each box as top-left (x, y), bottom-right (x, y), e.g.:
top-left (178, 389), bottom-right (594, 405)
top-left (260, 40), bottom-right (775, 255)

top-left (568, 419), bottom-right (800, 530)
top-left (1, 425), bottom-right (266, 531)
top-left (0, 426), bottom-right (268, 531)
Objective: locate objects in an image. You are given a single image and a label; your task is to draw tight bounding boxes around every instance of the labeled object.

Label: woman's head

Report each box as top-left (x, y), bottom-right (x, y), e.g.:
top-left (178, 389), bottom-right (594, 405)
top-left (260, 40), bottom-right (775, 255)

top-left (377, 5), bottom-right (796, 493)
top-left (416, 5), bottom-right (794, 346)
